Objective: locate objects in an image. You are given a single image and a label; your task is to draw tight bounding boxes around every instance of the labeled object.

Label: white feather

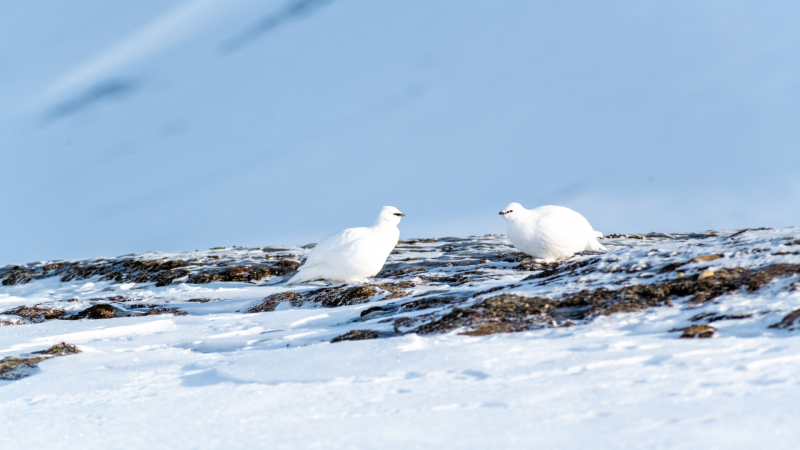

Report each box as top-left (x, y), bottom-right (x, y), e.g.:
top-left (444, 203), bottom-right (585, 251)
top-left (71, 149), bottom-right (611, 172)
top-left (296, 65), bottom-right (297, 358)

top-left (287, 206), bottom-right (403, 285)
top-left (499, 203), bottom-right (606, 262)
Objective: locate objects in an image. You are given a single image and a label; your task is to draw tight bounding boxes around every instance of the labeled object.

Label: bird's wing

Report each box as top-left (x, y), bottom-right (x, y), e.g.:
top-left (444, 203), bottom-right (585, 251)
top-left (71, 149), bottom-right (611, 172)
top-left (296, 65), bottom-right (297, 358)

top-left (300, 226), bottom-right (371, 268)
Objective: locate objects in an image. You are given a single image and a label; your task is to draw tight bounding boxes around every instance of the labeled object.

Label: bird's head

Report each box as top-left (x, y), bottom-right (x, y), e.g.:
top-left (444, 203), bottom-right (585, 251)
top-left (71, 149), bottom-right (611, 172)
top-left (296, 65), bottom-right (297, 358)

top-left (375, 206), bottom-right (405, 226)
top-left (499, 202), bottom-right (524, 220)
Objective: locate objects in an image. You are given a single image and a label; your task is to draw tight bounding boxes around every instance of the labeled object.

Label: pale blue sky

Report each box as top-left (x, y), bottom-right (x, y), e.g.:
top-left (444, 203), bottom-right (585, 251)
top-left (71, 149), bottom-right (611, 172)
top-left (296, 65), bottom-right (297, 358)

top-left (1, 0), bottom-right (799, 265)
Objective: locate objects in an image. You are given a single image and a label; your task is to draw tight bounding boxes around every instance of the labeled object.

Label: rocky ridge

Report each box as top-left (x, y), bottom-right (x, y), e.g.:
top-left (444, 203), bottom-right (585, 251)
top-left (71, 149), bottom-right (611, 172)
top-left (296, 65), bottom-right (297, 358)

top-left (2, 228), bottom-right (800, 344)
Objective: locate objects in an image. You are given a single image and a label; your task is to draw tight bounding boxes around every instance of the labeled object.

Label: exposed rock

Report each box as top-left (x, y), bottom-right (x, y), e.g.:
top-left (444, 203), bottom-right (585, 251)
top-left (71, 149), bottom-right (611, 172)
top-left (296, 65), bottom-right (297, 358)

top-left (305, 285), bottom-right (382, 308)
top-left (0, 356), bottom-right (48, 380)
top-left (769, 309), bottom-right (800, 330)
top-left (407, 263), bottom-right (800, 336)
top-left (67, 304), bottom-right (121, 320)
top-left (331, 329), bottom-right (381, 343)
top-left (245, 291), bottom-right (302, 313)
top-left (144, 307), bottom-right (187, 316)
top-left (0, 266), bottom-right (35, 285)
top-left (187, 265), bottom-right (292, 284)
top-left (275, 260), bottom-right (300, 267)
top-left (1, 305), bottom-right (66, 323)
top-left (375, 281), bottom-right (415, 299)
top-left (680, 324), bottom-right (715, 338)
top-left (32, 342), bottom-right (81, 356)
top-left (0, 343), bottom-right (81, 380)
top-left (691, 254), bottom-right (723, 263)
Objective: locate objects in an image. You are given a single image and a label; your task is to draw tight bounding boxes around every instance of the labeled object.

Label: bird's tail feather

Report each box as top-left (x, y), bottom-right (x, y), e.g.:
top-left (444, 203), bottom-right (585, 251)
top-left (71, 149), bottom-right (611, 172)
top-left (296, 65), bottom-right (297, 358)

top-left (586, 231), bottom-right (607, 252)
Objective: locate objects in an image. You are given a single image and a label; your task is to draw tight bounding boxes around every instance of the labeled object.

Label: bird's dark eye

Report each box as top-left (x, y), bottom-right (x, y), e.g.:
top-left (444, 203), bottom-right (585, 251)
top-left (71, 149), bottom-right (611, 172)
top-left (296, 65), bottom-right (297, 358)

top-left (508, 210), bottom-right (513, 213)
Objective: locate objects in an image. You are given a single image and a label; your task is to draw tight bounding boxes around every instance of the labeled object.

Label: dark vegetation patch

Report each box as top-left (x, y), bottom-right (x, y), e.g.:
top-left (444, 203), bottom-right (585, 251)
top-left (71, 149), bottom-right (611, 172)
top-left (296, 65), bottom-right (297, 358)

top-left (769, 309), bottom-right (800, 330)
top-left (300, 285), bottom-right (381, 308)
top-left (0, 356), bottom-right (48, 380)
top-left (67, 304), bottom-right (121, 320)
top-left (143, 307), bottom-right (187, 316)
top-left (680, 325), bottom-right (715, 338)
top-left (187, 264), bottom-right (295, 284)
top-left (378, 268), bottom-right (427, 278)
top-left (398, 238), bottom-right (438, 245)
top-left (728, 228), bottom-right (773, 238)
top-left (65, 303), bottom-right (185, 320)
top-left (33, 343), bottom-right (81, 356)
top-left (247, 281), bottom-right (417, 313)
top-left (400, 296), bottom-right (457, 311)
top-left (0, 255), bottom-right (300, 288)
top-left (690, 312), bottom-right (752, 323)
top-left (1, 267), bottom-right (36, 285)
top-left (360, 306), bottom-right (387, 317)
top-left (331, 330), bottom-right (381, 343)
top-left (245, 291), bottom-right (302, 313)
top-left (420, 274), bottom-right (470, 285)
top-left (519, 258), bottom-right (600, 277)
top-left (405, 264), bottom-right (800, 336)
top-left (0, 342), bottom-right (81, 381)
top-left (0, 306), bottom-right (66, 323)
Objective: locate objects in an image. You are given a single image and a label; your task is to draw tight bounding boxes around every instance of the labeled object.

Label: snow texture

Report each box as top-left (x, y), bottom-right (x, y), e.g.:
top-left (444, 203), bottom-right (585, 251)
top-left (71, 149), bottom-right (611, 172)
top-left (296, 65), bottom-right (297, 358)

top-left (1, 227), bottom-right (800, 448)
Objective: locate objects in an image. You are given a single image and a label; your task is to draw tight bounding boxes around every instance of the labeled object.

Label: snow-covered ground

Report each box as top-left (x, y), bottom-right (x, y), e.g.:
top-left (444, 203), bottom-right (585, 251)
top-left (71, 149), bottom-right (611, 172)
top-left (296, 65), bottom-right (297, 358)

top-left (2, 228), bottom-right (800, 448)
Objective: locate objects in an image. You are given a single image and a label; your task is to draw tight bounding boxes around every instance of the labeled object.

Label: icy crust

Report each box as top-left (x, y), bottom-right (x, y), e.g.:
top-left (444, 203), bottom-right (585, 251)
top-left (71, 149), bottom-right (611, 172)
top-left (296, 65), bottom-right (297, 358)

top-left (1, 227), bottom-right (799, 343)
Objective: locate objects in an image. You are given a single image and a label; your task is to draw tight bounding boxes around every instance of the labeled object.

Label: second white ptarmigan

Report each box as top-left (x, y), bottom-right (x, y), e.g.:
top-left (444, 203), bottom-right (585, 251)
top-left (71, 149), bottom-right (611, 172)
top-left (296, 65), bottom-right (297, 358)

top-left (500, 203), bottom-right (606, 262)
top-left (287, 206), bottom-right (405, 285)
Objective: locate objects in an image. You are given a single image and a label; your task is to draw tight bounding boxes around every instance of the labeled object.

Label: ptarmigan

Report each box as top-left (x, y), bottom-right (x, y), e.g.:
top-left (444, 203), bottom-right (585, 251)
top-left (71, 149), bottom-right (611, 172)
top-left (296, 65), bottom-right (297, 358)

top-left (287, 206), bottom-right (405, 285)
top-left (499, 202), bottom-right (606, 262)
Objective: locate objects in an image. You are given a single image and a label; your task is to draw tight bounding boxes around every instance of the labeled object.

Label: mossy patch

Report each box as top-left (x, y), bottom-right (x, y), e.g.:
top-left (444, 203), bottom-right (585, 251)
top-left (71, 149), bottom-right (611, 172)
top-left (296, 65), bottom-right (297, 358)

top-left (0, 306), bottom-right (66, 323)
top-left (407, 263), bottom-right (800, 336)
top-left (769, 309), bottom-right (800, 330)
top-left (0, 342), bottom-right (81, 381)
top-left (144, 307), bottom-right (187, 316)
top-left (331, 330), bottom-right (381, 343)
top-left (680, 325), bottom-right (715, 338)
top-left (67, 303), bottom-right (119, 320)
top-left (32, 343), bottom-right (81, 356)
top-left (245, 291), bottom-right (302, 313)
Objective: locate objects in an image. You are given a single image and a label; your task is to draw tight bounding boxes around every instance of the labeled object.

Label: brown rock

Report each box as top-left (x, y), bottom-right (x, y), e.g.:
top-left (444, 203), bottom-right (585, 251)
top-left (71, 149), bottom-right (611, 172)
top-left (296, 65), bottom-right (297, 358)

top-left (245, 291), bottom-right (302, 313)
top-left (32, 342), bottom-right (82, 356)
top-left (691, 254), bottom-right (723, 263)
top-left (275, 260), bottom-right (300, 267)
top-left (768, 309), bottom-right (800, 330)
top-left (69, 304), bottom-right (118, 320)
top-left (331, 330), bottom-right (381, 343)
top-left (1, 305), bottom-right (65, 323)
top-left (680, 324), bottom-right (715, 338)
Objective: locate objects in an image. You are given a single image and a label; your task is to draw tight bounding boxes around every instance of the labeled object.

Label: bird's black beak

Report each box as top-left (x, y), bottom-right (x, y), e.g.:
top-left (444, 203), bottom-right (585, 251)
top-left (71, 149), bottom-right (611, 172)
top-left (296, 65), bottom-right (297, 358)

top-left (499, 211), bottom-right (507, 215)
top-left (394, 213), bottom-right (405, 217)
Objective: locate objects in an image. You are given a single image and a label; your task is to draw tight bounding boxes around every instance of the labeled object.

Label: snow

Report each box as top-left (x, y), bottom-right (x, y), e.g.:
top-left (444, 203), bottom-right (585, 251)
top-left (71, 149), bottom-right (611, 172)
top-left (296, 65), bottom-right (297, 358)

top-left (2, 228), bottom-right (800, 448)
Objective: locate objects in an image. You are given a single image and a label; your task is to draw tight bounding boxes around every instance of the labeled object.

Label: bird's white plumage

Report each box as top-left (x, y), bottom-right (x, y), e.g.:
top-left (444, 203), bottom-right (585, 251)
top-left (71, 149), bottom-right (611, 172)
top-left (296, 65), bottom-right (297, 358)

top-left (500, 202), bottom-right (606, 262)
top-left (287, 206), bottom-right (404, 285)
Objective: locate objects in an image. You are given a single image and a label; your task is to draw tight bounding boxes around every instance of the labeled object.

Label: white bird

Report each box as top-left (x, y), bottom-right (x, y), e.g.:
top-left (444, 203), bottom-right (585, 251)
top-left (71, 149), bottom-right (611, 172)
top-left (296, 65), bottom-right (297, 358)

top-left (287, 206), bottom-right (405, 285)
top-left (499, 202), bottom-right (606, 262)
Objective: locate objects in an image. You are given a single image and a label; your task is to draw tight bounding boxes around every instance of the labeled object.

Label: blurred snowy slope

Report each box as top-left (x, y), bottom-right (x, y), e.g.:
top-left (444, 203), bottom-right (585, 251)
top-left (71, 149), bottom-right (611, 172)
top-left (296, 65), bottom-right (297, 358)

top-left (1, 0), bottom-right (799, 265)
